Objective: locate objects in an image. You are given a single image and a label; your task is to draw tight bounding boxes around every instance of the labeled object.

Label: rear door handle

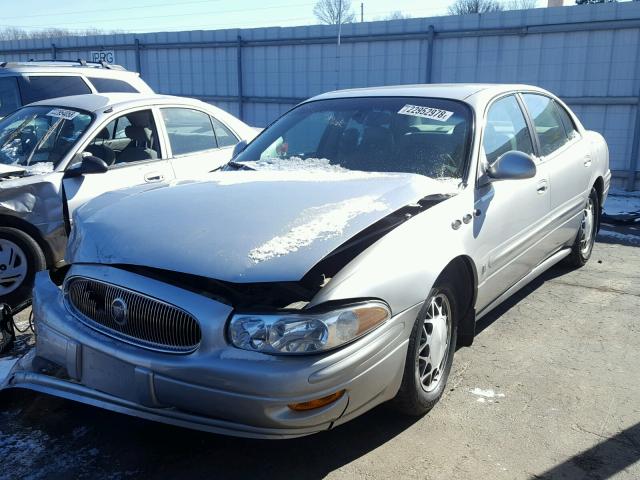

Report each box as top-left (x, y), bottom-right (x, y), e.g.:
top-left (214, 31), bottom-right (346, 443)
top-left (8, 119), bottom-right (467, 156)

top-left (583, 155), bottom-right (592, 167)
top-left (144, 172), bottom-right (164, 183)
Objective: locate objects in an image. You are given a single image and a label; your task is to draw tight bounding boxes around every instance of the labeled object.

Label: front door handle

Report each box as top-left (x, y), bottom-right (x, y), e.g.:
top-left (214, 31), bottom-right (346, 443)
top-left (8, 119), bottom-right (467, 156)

top-left (144, 172), bottom-right (164, 183)
top-left (537, 180), bottom-right (548, 194)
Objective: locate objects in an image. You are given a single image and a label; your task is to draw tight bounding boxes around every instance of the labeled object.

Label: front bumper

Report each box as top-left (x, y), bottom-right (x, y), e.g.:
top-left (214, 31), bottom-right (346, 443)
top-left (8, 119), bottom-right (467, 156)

top-left (4, 267), bottom-right (419, 439)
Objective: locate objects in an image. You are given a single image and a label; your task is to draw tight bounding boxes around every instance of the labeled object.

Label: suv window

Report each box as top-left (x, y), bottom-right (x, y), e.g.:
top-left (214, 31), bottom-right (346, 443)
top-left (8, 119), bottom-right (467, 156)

top-left (162, 108), bottom-right (217, 156)
top-left (88, 77), bottom-right (139, 93)
top-left (211, 116), bottom-right (238, 148)
top-left (484, 95), bottom-right (534, 164)
top-left (522, 94), bottom-right (570, 156)
top-left (18, 76), bottom-right (91, 105)
top-left (0, 77), bottom-right (20, 117)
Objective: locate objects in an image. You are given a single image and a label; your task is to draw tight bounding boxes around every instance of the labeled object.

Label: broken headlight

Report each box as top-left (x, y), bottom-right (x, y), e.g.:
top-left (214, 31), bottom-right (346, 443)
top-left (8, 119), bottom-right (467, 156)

top-left (228, 301), bottom-right (390, 354)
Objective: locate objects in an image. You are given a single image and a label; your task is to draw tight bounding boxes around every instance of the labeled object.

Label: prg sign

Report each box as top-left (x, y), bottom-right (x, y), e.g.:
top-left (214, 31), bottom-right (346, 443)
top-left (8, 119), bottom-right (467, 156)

top-left (89, 50), bottom-right (115, 64)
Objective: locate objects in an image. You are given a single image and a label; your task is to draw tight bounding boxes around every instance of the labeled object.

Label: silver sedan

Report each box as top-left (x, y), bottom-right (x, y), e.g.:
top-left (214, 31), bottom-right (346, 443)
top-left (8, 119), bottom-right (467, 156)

top-left (3, 84), bottom-right (610, 439)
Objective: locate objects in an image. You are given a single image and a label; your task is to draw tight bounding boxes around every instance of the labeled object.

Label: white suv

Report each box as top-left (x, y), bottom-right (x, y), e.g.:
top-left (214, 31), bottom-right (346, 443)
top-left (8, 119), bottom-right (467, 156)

top-left (0, 60), bottom-right (153, 118)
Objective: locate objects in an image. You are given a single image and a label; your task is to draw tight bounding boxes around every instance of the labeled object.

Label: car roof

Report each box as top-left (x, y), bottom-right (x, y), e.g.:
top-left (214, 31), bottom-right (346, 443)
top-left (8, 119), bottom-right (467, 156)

top-left (0, 61), bottom-right (132, 74)
top-left (26, 93), bottom-right (212, 113)
top-left (307, 83), bottom-right (548, 103)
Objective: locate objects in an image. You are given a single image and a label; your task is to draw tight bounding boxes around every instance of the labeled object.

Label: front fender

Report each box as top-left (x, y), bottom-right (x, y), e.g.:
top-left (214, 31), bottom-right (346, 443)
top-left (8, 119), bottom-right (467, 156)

top-left (309, 192), bottom-right (475, 314)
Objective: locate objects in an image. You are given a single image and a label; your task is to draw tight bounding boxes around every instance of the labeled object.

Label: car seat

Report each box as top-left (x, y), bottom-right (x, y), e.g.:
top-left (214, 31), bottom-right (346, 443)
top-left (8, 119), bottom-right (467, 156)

top-left (117, 126), bottom-right (157, 163)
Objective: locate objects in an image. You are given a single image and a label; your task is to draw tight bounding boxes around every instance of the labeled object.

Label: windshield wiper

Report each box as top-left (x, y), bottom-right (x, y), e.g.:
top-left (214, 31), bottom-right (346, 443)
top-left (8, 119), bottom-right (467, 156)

top-left (218, 161), bottom-right (255, 171)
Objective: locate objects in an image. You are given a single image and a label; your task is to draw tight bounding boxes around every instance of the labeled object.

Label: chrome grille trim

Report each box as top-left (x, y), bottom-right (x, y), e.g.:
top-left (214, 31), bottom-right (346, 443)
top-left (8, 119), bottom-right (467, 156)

top-left (65, 276), bottom-right (201, 354)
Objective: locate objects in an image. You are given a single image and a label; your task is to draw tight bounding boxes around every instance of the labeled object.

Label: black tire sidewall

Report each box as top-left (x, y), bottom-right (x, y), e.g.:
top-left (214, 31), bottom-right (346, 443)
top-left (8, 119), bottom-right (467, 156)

top-left (0, 227), bottom-right (46, 307)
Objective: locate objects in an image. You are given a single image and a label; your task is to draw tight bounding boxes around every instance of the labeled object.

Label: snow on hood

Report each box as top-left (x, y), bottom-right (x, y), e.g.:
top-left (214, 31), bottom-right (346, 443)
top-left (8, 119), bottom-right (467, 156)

top-left (68, 170), bottom-right (457, 283)
top-left (0, 163), bottom-right (26, 178)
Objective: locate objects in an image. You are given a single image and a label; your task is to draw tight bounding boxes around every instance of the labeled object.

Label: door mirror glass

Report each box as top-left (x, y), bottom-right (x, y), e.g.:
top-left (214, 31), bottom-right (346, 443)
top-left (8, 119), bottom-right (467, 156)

top-left (487, 151), bottom-right (536, 181)
top-left (65, 153), bottom-right (108, 177)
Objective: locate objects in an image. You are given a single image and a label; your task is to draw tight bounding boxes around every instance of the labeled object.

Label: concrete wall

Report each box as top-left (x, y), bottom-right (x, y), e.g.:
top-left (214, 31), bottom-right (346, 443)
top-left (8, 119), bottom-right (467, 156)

top-left (2, 2), bottom-right (640, 189)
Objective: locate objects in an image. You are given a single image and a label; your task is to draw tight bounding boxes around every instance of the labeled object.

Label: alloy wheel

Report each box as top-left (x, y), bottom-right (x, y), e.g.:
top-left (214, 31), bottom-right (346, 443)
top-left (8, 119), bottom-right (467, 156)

top-left (579, 197), bottom-right (595, 256)
top-left (0, 238), bottom-right (28, 296)
top-left (417, 293), bottom-right (452, 393)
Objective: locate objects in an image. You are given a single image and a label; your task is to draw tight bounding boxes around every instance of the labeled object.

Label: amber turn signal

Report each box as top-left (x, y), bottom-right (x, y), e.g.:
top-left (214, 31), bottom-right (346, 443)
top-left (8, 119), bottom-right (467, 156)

top-left (288, 390), bottom-right (346, 411)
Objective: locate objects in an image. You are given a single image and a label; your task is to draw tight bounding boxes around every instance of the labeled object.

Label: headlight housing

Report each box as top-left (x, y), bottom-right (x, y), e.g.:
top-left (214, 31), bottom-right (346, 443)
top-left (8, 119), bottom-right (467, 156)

top-left (228, 301), bottom-right (391, 355)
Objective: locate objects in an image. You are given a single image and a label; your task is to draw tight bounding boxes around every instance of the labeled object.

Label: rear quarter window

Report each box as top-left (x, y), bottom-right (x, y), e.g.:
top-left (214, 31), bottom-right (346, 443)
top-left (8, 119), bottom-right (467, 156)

top-left (18, 76), bottom-right (91, 104)
top-left (88, 77), bottom-right (139, 93)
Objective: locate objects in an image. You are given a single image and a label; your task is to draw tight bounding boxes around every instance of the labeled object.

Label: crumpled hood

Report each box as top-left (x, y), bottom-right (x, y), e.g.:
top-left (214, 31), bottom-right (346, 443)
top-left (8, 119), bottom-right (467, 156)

top-left (68, 170), bottom-right (456, 282)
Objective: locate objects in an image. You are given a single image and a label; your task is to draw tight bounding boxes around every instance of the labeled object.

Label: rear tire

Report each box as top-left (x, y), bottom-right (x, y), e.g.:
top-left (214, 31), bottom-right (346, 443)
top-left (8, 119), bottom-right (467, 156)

top-left (565, 187), bottom-right (599, 268)
top-left (391, 280), bottom-right (458, 416)
top-left (0, 227), bottom-right (46, 308)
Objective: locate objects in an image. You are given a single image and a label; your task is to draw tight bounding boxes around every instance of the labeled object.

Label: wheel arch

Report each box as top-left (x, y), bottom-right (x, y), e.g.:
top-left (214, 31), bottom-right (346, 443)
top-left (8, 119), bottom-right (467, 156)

top-left (0, 214), bottom-right (55, 267)
top-left (592, 176), bottom-right (604, 232)
top-left (435, 254), bottom-right (477, 347)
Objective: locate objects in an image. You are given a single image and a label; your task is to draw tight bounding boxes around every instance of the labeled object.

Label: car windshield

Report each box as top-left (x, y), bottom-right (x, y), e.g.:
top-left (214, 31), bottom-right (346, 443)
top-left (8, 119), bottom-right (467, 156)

top-left (0, 105), bottom-right (92, 171)
top-left (233, 97), bottom-right (472, 181)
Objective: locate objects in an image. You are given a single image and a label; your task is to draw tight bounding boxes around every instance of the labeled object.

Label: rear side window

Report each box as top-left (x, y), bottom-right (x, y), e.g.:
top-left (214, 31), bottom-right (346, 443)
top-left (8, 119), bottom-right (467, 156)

top-left (18, 76), bottom-right (91, 105)
top-left (88, 77), bottom-right (139, 93)
top-left (162, 108), bottom-right (217, 156)
top-left (0, 77), bottom-right (20, 117)
top-left (522, 94), bottom-right (570, 156)
top-left (484, 95), bottom-right (534, 164)
top-left (211, 117), bottom-right (239, 148)
top-left (554, 102), bottom-right (579, 141)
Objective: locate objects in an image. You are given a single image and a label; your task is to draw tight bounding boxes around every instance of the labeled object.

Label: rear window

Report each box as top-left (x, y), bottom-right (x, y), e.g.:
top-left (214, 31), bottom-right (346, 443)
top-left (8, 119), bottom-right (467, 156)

top-left (0, 77), bottom-right (20, 117)
top-left (88, 77), bottom-right (139, 93)
top-left (18, 76), bottom-right (91, 105)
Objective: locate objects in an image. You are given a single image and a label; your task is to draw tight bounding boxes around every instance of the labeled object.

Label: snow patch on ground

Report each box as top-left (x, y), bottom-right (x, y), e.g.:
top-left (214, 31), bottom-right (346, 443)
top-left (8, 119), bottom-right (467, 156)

top-left (249, 195), bottom-right (388, 262)
top-left (604, 192), bottom-right (640, 215)
top-left (470, 388), bottom-right (506, 402)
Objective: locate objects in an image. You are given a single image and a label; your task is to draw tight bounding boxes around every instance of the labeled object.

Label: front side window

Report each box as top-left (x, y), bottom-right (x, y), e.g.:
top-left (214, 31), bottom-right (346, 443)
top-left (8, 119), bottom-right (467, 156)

top-left (0, 77), bottom-right (21, 117)
top-left (483, 95), bottom-right (534, 164)
top-left (522, 94), bottom-right (570, 156)
top-left (0, 106), bottom-right (92, 170)
top-left (84, 109), bottom-right (159, 165)
top-left (233, 97), bottom-right (472, 180)
top-left (18, 76), bottom-right (91, 105)
top-left (162, 108), bottom-right (217, 156)
top-left (88, 77), bottom-right (139, 93)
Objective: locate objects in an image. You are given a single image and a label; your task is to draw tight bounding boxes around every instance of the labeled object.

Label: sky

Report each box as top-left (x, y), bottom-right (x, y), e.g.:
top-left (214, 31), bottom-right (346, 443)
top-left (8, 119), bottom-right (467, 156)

top-left (0, 0), bottom-right (547, 34)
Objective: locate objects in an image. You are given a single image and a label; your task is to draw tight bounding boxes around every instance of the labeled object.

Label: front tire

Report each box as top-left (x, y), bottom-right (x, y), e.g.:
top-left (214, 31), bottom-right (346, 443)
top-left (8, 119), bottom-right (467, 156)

top-left (0, 227), bottom-right (46, 308)
top-left (565, 187), bottom-right (599, 268)
top-left (391, 281), bottom-right (458, 416)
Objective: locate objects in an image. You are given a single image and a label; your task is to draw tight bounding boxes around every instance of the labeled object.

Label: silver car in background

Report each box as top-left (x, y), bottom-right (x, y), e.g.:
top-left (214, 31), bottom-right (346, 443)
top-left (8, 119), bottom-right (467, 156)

top-left (0, 93), bottom-right (257, 306)
top-left (4, 84), bottom-right (610, 439)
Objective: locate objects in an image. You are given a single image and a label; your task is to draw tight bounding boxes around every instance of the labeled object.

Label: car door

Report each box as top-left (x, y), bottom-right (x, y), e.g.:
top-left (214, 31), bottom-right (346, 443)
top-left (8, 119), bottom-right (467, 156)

top-left (473, 94), bottom-right (551, 313)
top-left (63, 107), bottom-right (175, 219)
top-left (160, 107), bottom-right (239, 179)
top-left (520, 93), bottom-right (591, 249)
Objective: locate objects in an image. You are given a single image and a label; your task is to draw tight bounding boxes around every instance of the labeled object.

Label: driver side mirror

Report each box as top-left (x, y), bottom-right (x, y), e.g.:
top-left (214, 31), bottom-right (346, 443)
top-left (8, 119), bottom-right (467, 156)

top-left (486, 151), bottom-right (536, 181)
top-left (232, 139), bottom-right (248, 159)
top-left (64, 152), bottom-right (109, 178)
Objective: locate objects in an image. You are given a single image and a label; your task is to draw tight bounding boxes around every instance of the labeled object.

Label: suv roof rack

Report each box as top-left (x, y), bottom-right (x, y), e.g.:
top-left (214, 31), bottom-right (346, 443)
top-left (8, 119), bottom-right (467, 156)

top-left (0, 59), bottom-right (126, 70)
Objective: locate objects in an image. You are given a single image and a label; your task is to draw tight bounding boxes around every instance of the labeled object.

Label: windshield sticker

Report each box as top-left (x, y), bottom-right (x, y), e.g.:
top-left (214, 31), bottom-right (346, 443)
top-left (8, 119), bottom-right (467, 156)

top-left (398, 105), bottom-right (454, 122)
top-left (47, 108), bottom-right (79, 121)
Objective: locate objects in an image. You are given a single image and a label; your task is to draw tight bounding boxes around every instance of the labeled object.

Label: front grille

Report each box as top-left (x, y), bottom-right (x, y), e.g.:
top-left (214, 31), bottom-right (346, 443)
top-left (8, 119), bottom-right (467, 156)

top-left (65, 276), bottom-right (201, 353)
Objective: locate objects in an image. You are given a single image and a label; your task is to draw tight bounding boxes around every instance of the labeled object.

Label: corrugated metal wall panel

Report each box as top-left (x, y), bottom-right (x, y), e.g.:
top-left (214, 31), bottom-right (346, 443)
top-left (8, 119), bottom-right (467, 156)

top-left (1, 2), bottom-right (640, 188)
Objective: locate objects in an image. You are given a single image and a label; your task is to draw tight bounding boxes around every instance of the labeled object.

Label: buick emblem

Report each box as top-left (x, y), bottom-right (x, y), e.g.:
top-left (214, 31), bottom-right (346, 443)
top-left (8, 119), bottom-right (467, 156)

top-left (110, 298), bottom-right (128, 326)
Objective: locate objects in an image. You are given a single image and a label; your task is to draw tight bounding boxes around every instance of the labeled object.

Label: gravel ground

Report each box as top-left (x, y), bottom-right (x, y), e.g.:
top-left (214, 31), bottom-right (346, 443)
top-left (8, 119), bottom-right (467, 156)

top-left (0, 229), bottom-right (639, 480)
